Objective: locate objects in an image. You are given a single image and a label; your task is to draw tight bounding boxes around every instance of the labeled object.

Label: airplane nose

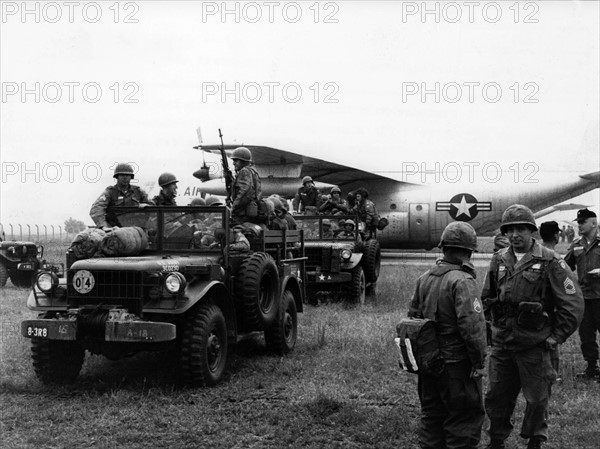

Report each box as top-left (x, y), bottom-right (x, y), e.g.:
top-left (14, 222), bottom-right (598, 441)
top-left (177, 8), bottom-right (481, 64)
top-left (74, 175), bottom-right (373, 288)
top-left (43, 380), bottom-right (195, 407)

top-left (193, 167), bottom-right (211, 182)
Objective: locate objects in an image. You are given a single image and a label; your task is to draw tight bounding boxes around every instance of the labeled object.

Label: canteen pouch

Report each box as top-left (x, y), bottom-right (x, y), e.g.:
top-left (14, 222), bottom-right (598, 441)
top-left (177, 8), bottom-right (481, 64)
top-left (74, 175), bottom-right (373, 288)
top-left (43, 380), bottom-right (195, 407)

top-left (395, 318), bottom-right (444, 377)
top-left (245, 201), bottom-right (258, 218)
top-left (517, 301), bottom-right (548, 331)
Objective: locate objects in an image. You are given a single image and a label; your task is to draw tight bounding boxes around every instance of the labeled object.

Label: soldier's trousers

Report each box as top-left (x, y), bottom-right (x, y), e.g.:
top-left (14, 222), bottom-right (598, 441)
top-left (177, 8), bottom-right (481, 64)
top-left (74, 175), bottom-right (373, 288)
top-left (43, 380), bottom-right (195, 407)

top-left (579, 298), bottom-right (600, 363)
top-left (485, 345), bottom-right (557, 442)
top-left (417, 359), bottom-right (484, 449)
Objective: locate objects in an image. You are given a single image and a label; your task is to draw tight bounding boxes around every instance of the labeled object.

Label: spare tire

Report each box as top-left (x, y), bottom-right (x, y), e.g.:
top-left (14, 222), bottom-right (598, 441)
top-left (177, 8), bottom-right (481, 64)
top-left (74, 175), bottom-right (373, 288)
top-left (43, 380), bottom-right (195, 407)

top-left (363, 239), bottom-right (381, 283)
top-left (235, 252), bottom-right (280, 329)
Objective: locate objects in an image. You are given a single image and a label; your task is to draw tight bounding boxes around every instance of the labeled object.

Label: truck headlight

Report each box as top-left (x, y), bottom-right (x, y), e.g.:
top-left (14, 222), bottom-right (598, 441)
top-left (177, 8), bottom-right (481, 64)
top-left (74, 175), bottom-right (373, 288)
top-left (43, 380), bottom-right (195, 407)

top-left (164, 272), bottom-right (187, 294)
top-left (341, 249), bottom-right (352, 261)
top-left (36, 271), bottom-right (59, 293)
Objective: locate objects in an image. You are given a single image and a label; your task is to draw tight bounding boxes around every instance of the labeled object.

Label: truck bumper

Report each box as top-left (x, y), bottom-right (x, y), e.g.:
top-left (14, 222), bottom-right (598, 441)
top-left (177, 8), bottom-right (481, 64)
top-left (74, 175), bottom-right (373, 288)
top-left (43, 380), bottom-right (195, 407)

top-left (21, 318), bottom-right (176, 343)
top-left (307, 271), bottom-right (351, 284)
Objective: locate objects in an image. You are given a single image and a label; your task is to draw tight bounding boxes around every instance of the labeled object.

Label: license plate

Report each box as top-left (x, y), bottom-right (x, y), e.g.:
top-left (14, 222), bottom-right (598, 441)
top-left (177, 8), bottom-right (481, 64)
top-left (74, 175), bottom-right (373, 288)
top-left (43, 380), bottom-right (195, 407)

top-left (26, 326), bottom-right (48, 338)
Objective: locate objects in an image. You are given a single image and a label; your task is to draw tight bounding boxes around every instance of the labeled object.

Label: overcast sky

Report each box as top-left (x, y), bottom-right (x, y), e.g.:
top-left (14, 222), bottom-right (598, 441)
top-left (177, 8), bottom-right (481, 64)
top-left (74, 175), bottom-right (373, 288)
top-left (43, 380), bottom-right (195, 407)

top-left (1, 0), bottom-right (598, 232)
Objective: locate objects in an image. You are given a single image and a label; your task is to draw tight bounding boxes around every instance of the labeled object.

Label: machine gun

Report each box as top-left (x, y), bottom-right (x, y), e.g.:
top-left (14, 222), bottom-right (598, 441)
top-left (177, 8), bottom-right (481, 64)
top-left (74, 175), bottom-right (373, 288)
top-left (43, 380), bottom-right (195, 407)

top-left (218, 129), bottom-right (234, 206)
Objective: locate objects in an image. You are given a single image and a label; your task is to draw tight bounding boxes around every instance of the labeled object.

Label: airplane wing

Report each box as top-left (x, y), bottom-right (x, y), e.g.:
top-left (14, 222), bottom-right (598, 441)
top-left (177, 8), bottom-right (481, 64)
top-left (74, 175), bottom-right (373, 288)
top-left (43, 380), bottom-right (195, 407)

top-left (534, 202), bottom-right (591, 219)
top-left (198, 145), bottom-right (415, 187)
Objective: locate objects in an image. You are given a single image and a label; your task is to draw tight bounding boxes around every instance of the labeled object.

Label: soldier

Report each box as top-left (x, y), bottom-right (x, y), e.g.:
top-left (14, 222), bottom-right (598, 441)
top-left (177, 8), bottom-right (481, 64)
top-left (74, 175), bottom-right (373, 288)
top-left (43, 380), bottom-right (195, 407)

top-left (408, 221), bottom-right (487, 449)
top-left (566, 225), bottom-right (575, 243)
top-left (483, 204), bottom-right (583, 449)
top-left (292, 176), bottom-right (321, 215)
top-left (321, 219), bottom-right (334, 238)
top-left (336, 220), bottom-right (356, 240)
top-left (90, 163), bottom-right (153, 231)
top-left (153, 172), bottom-right (179, 206)
top-left (351, 188), bottom-right (379, 239)
top-left (539, 221), bottom-right (560, 252)
top-left (319, 186), bottom-right (349, 215)
top-left (269, 196), bottom-right (288, 231)
top-left (230, 147), bottom-right (261, 224)
top-left (564, 208), bottom-right (600, 379)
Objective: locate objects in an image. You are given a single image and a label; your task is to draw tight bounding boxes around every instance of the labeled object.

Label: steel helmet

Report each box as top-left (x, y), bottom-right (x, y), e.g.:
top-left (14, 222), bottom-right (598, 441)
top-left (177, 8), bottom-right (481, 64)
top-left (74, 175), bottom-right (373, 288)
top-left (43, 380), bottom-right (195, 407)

top-left (113, 163), bottom-right (135, 178)
top-left (205, 196), bottom-right (223, 206)
top-left (338, 219), bottom-right (346, 227)
top-left (302, 176), bottom-right (313, 185)
top-left (231, 147), bottom-right (252, 162)
top-left (438, 221), bottom-right (478, 252)
top-left (344, 220), bottom-right (355, 229)
top-left (190, 197), bottom-right (206, 206)
top-left (330, 186), bottom-right (341, 194)
top-left (500, 204), bottom-right (537, 233)
top-left (158, 172), bottom-right (178, 187)
top-left (322, 219), bottom-right (331, 227)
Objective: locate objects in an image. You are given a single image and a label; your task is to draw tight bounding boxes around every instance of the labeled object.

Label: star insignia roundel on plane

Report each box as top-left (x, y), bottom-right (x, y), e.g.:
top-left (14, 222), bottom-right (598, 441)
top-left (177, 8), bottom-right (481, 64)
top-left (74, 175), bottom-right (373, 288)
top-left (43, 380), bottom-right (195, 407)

top-left (436, 193), bottom-right (492, 222)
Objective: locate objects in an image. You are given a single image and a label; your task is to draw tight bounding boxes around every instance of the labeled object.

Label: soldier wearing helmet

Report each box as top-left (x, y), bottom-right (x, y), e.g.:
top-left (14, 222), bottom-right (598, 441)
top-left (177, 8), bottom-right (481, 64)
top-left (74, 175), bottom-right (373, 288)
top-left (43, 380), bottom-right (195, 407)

top-left (321, 219), bottom-right (334, 238)
top-left (564, 208), bottom-right (600, 380)
top-left (483, 204), bottom-right (583, 449)
top-left (90, 162), bottom-right (153, 230)
top-left (336, 219), bottom-right (356, 239)
top-left (292, 175), bottom-right (321, 215)
top-left (153, 172), bottom-right (179, 206)
top-left (408, 221), bottom-right (487, 449)
top-left (319, 186), bottom-right (349, 216)
top-left (230, 147), bottom-right (261, 224)
top-left (350, 188), bottom-right (379, 239)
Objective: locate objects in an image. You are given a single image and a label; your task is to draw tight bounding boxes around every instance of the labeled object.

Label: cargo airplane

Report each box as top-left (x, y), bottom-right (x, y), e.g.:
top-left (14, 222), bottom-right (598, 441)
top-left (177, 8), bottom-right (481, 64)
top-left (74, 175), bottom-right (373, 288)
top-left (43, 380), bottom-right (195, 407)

top-left (152, 135), bottom-right (599, 250)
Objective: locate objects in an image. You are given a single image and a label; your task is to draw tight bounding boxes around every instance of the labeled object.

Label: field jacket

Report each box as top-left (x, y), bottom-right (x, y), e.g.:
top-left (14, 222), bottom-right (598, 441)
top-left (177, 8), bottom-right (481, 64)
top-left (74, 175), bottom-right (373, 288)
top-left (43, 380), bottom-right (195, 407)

top-left (90, 184), bottom-right (152, 227)
top-left (564, 233), bottom-right (600, 299)
top-left (408, 258), bottom-right (487, 369)
top-left (482, 240), bottom-right (584, 350)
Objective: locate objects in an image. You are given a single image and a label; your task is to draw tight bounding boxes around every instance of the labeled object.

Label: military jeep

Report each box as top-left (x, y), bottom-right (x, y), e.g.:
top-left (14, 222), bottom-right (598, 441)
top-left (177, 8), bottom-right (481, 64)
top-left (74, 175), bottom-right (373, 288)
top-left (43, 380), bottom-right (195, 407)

top-left (0, 240), bottom-right (55, 288)
top-left (295, 215), bottom-right (381, 305)
top-left (21, 206), bottom-right (305, 386)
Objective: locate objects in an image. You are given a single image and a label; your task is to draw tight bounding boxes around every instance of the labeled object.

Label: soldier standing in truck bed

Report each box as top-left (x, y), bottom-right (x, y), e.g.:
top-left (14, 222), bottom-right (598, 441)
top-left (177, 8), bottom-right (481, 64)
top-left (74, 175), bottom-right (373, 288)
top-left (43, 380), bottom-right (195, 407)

top-left (230, 147), bottom-right (262, 225)
top-left (153, 172), bottom-right (179, 206)
top-left (90, 163), bottom-right (154, 231)
top-left (293, 176), bottom-right (321, 215)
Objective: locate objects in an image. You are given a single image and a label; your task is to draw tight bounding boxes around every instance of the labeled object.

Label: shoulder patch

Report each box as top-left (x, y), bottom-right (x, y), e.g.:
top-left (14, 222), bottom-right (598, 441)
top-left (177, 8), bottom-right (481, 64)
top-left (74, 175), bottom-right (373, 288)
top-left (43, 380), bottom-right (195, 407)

top-left (473, 297), bottom-right (482, 313)
top-left (558, 259), bottom-right (567, 270)
top-left (563, 278), bottom-right (576, 295)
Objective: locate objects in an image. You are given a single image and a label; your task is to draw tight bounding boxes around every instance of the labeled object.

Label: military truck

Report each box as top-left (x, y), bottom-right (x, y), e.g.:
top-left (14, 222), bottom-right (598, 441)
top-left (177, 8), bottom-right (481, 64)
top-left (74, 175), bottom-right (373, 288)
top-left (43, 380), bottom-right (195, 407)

top-left (295, 215), bottom-right (381, 305)
top-left (0, 238), bottom-right (56, 288)
top-left (21, 206), bottom-right (305, 386)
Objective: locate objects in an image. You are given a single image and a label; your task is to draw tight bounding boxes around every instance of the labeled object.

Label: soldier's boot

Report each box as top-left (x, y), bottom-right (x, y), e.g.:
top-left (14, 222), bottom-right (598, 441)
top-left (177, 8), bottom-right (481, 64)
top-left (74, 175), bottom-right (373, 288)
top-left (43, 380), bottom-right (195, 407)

top-left (527, 438), bottom-right (543, 449)
top-left (576, 361), bottom-right (600, 379)
top-left (486, 440), bottom-right (506, 449)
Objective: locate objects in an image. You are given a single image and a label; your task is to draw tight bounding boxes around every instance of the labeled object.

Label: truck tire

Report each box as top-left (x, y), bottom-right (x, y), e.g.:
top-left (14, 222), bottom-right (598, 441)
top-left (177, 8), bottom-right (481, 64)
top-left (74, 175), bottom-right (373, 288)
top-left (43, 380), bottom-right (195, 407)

top-left (350, 265), bottom-right (366, 305)
top-left (265, 290), bottom-right (298, 355)
top-left (235, 253), bottom-right (279, 329)
top-left (180, 303), bottom-right (228, 386)
top-left (0, 262), bottom-right (7, 287)
top-left (10, 272), bottom-right (34, 288)
top-left (363, 239), bottom-right (381, 283)
top-left (31, 339), bottom-right (85, 384)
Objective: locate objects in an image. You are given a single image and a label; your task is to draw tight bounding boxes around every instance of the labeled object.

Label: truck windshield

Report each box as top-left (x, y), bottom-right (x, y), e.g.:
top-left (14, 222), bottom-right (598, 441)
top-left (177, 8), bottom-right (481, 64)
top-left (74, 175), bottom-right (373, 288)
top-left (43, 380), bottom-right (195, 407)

top-left (109, 207), bottom-right (226, 251)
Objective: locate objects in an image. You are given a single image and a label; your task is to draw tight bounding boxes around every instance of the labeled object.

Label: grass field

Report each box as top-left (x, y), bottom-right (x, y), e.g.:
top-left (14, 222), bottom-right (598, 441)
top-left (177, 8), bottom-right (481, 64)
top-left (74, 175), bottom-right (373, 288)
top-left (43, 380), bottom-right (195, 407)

top-left (1, 263), bottom-right (599, 448)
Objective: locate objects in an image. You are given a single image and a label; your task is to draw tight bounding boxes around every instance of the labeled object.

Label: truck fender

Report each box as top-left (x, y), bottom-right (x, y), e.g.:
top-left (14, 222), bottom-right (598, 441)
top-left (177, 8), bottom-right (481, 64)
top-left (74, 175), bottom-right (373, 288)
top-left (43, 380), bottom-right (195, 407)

top-left (185, 280), bottom-right (237, 340)
top-left (281, 275), bottom-right (303, 313)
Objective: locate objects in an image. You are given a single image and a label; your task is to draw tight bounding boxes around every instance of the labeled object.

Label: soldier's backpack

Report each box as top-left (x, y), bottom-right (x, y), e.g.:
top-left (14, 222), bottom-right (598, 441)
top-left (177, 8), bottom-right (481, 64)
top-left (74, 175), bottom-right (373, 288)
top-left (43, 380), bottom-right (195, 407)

top-left (395, 318), bottom-right (444, 376)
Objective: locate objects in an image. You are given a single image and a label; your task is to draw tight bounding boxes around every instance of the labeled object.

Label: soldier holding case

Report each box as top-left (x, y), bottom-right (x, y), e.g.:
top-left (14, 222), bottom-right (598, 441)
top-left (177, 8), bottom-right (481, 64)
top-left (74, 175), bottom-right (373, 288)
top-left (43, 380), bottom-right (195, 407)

top-left (408, 221), bottom-right (487, 449)
top-left (483, 204), bottom-right (583, 449)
